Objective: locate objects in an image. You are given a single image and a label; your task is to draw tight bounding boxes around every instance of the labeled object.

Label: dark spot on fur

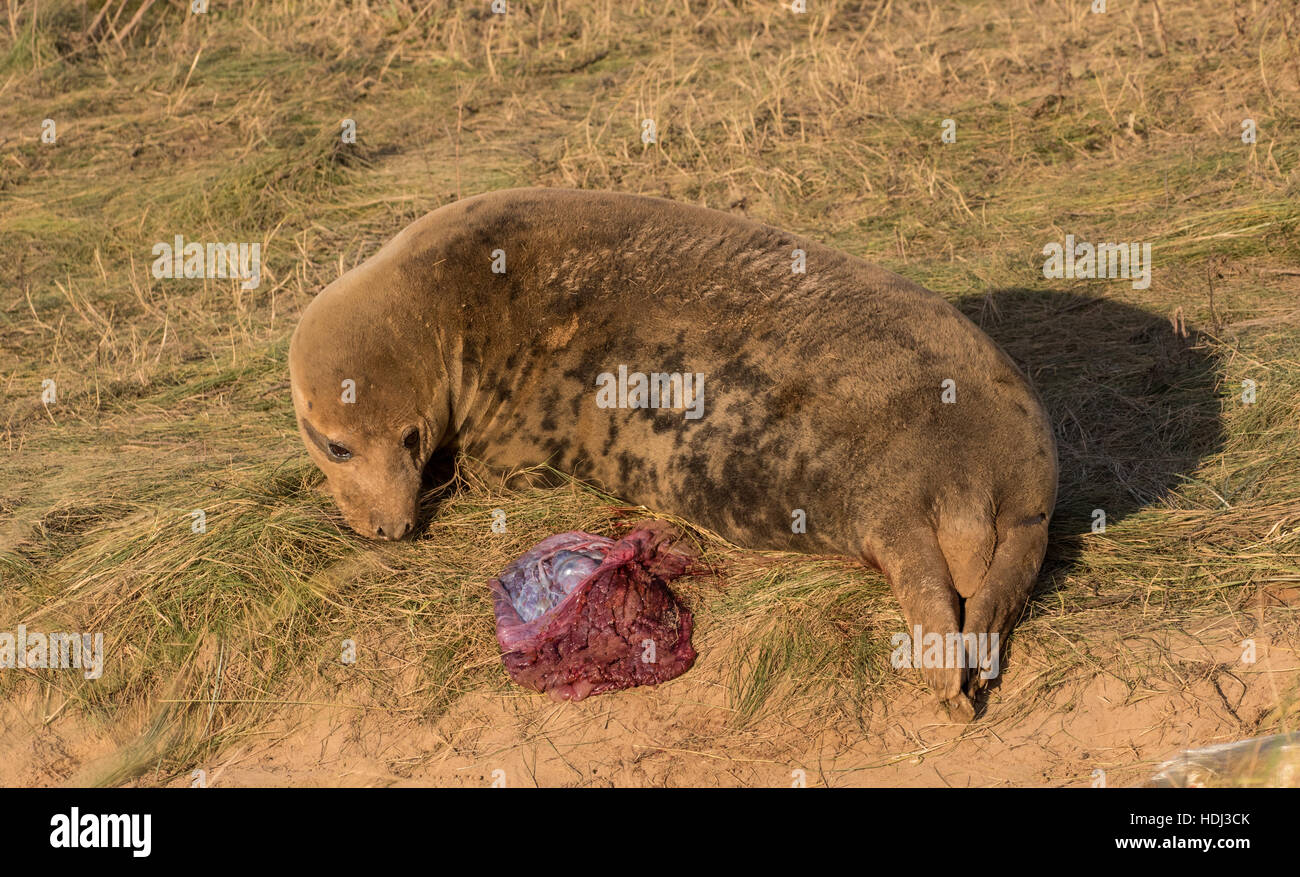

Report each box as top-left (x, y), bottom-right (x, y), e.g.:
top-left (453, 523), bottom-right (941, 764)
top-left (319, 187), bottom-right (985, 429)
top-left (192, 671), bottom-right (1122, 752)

top-left (602, 416), bottom-right (620, 455)
top-left (769, 378), bottom-right (810, 419)
top-left (711, 351), bottom-right (770, 399)
top-left (538, 387), bottom-right (562, 433)
top-left (651, 410), bottom-right (679, 434)
top-left (538, 434), bottom-right (574, 468)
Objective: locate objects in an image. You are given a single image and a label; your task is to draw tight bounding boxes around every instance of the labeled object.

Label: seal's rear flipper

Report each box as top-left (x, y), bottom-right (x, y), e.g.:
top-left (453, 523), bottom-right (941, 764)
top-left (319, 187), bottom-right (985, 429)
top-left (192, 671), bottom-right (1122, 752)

top-left (870, 530), bottom-right (975, 721)
top-left (958, 516), bottom-right (1050, 699)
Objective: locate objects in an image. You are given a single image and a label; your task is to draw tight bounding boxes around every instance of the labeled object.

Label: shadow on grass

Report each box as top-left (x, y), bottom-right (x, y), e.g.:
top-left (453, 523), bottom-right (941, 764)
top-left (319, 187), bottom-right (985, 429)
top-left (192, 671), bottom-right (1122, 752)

top-left (957, 289), bottom-right (1226, 588)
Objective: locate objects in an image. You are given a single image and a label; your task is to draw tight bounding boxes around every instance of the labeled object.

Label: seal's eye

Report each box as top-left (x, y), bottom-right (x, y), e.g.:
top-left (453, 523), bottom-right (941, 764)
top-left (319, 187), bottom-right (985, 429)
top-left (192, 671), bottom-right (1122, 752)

top-left (403, 428), bottom-right (419, 450)
top-left (326, 442), bottom-right (353, 462)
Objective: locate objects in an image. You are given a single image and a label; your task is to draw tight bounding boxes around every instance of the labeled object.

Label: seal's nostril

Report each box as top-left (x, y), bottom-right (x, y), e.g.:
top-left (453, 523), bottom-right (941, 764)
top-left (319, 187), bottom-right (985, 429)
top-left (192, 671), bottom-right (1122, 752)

top-left (376, 525), bottom-right (386, 538)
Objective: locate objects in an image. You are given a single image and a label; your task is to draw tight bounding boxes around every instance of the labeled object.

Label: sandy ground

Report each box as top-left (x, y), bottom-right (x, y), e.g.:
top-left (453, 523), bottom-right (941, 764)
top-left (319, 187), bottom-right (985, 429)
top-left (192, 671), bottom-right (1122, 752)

top-left (3, 599), bottom-right (1294, 788)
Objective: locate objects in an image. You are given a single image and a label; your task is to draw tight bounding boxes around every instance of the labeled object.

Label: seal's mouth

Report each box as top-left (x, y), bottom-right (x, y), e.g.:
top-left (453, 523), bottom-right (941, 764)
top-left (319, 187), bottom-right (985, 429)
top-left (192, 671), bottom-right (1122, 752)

top-left (338, 499), bottom-right (416, 541)
top-left (370, 519), bottom-right (412, 540)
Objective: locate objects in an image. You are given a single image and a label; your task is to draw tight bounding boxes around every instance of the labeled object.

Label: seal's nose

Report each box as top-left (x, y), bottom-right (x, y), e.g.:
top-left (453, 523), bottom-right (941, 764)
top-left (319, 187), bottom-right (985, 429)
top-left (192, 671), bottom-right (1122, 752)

top-left (372, 517), bottom-right (413, 540)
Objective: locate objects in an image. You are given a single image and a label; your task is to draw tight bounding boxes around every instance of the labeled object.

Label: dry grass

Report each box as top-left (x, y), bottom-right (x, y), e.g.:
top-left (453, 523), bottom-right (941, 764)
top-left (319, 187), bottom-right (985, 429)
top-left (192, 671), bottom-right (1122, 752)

top-left (1, 0), bottom-right (1298, 786)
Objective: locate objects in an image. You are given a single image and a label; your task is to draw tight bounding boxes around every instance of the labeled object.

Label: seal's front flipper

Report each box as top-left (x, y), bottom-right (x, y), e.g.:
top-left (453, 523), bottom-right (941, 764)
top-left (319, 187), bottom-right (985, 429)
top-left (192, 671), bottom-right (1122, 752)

top-left (871, 531), bottom-right (975, 721)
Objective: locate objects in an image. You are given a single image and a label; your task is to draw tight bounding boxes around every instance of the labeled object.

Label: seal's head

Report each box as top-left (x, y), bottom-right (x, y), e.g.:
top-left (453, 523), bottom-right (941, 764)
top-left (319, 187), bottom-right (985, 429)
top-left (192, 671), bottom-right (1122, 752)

top-left (289, 265), bottom-right (447, 541)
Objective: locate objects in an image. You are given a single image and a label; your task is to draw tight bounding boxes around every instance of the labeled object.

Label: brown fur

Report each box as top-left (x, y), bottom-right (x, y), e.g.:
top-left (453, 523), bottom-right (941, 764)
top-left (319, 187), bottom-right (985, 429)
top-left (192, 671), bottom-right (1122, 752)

top-left (288, 188), bottom-right (1059, 717)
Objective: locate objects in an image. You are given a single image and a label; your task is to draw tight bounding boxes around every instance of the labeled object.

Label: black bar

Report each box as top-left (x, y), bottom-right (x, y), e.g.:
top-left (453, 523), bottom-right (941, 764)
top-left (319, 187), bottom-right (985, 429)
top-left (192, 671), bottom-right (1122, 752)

top-left (0, 789), bottom-right (1280, 864)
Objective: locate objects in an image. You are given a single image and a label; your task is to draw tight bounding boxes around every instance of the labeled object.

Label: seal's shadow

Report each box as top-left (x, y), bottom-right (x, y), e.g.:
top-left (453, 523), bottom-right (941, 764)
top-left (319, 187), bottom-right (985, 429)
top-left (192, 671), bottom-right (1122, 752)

top-left (956, 289), bottom-right (1225, 586)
